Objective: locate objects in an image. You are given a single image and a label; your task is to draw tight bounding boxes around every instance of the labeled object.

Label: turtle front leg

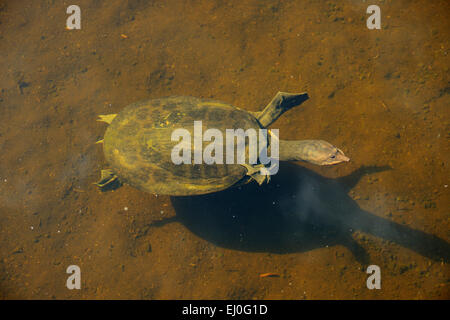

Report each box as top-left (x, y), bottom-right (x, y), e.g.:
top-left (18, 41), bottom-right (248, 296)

top-left (256, 92), bottom-right (309, 128)
top-left (241, 163), bottom-right (271, 186)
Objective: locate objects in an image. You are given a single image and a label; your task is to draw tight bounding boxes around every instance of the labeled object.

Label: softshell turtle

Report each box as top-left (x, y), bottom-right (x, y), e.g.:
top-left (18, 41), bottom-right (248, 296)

top-left (95, 92), bottom-right (349, 196)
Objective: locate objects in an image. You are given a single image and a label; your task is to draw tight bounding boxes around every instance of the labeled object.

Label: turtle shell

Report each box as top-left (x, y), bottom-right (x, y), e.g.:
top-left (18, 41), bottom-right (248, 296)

top-left (103, 96), bottom-right (266, 196)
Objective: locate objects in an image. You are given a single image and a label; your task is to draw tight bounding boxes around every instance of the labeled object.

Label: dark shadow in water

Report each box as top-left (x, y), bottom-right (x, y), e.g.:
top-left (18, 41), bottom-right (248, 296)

top-left (164, 163), bottom-right (449, 266)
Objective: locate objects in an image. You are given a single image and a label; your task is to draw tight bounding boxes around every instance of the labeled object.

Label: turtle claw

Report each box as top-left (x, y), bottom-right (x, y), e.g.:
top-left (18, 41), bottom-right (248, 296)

top-left (241, 163), bottom-right (271, 186)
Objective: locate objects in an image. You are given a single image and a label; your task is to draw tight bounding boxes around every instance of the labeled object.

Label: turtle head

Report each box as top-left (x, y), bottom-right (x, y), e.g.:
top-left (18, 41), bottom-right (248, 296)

top-left (303, 140), bottom-right (350, 165)
top-left (279, 140), bottom-right (350, 165)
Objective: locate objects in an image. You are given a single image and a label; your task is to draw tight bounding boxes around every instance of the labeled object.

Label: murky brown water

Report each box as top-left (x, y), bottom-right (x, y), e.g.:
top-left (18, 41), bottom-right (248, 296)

top-left (0, 0), bottom-right (449, 299)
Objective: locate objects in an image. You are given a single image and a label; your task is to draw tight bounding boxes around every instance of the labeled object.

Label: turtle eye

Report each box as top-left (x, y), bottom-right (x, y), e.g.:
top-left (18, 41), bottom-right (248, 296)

top-left (330, 155), bottom-right (336, 159)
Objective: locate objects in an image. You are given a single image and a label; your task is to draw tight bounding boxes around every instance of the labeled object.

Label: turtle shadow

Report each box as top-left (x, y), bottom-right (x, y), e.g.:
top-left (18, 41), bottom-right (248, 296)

top-left (168, 163), bottom-right (450, 266)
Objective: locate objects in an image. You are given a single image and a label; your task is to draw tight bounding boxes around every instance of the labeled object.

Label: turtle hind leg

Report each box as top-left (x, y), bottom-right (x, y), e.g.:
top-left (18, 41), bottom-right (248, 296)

top-left (97, 114), bottom-right (117, 124)
top-left (241, 163), bottom-right (271, 186)
top-left (94, 169), bottom-right (122, 191)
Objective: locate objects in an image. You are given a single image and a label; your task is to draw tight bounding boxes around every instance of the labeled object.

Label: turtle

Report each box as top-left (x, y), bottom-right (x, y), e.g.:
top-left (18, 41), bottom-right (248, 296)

top-left (95, 92), bottom-right (349, 196)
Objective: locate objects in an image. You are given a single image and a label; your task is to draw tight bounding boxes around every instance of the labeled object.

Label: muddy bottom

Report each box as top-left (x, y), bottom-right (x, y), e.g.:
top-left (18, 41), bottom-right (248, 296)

top-left (0, 0), bottom-right (449, 299)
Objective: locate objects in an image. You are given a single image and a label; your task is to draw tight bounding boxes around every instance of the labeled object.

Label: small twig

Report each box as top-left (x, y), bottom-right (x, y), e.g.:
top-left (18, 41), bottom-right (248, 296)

top-left (259, 273), bottom-right (280, 278)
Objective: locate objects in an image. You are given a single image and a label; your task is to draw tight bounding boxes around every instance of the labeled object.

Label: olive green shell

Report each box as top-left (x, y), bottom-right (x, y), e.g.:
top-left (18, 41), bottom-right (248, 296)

top-left (103, 96), bottom-right (264, 196)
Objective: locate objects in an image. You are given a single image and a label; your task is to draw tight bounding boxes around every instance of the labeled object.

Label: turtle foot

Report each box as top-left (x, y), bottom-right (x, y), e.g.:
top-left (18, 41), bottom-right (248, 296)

top-left (94, 169), bottom-right (122, 191)
top-left (241, 163), bottom-right (271, 186)
top-left (97, 114), bottom-right (117, 124)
